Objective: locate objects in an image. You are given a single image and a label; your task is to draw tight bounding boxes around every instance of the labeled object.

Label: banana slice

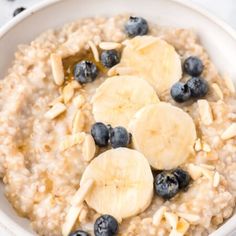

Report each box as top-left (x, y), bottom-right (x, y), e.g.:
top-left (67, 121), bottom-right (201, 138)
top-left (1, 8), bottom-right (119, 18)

top-left (130, 103), bottom-right (196, 170)
top-left (92, 75), bottom-right (159, 128)
top-left (80, 148), bottom-right (153, 220)
top-left (120, 36), bottom-right (182, 95)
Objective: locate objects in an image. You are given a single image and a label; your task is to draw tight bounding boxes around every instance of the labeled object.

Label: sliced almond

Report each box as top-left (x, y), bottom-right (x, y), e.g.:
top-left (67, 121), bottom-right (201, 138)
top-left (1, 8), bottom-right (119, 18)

top-left (70, 80), bottom-right (81, 89)
top-left (187, 164), bottom-right (202, 180)
top-left (198, 100), bottom-right (213, 125)
top-left (78, 206), bottom-right (88, 222)
top-left (60, 132), bottom-right (86, 151)
top-left (164, 212), bottom-right (178, 229)
top-left (45, 102), bottom-right (66, 119)
top-left (49, 95), bottom-right (64, 107)
top-left (63, 83), bottom-right (75, 103)
top-left (62, 204), bottom-right (83, 236)
top-left (194, 138), bottom-right (202, 152)
top-left (99, 42), bottom-right (122, 50)
top-left (73, 94), bottom-right (86, 108)
top-left (201, 168), bottom-right (214, 181)
top-left (224, 75), bottom-right (235, 94)
top-left (221, 123), bottom-right (236, 140)
top-left (88, 41), bottom-right (99, 62)
top-left (202, 143), bottom-right (211, 153)
top-left (177, 212), bottom-right (200, 224)
top-left (72, 110), bottom-right (85, 134)
top-left (152, 206), bottom-right (167, 226)
top-left (71, 179), bottom-right (94, 206)
top-left (199, 164), bottom-right (215, 170)
top-left (82, 134), bottom-right (96, 162)
top-left (213, 171), bottom-right (220, 188)
top-left (169, 229), bottom-right (183, 236)
top-left (176, 218), bottom-right (190, 235)
top-left (212, 83), bottom-right (224, 100)
top-left (62, 179), bottom-right (94, 236)
top-left (50, 54), bottom-right (64, 86)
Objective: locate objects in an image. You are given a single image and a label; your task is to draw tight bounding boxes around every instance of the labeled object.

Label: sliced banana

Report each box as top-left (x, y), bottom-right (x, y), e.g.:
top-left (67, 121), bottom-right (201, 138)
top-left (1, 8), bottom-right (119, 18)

top-left (80, 148), bottom-right (153, 220)
top-left (130, 103), bottom-right (196, 170)
top-left (120, 36), bottom-right (182, 95)
top-left (92, 75), bottom-right (159, 128)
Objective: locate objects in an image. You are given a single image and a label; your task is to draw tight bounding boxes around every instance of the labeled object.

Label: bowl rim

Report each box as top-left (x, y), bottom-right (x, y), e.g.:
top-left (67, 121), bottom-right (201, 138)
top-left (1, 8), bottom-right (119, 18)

top-left (0, 0), bottom-right (236, 235)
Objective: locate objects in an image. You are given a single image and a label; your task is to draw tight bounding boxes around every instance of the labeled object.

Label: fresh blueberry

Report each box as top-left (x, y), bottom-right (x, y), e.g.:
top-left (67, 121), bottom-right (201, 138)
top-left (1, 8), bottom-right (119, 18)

top-left (69, 229), bottom-right (90, 236)
top-left (187, 77), bottom-right (208, 98)
top-left (170, 82), bottom-right (191, 103)
top-left (13, 7), bottom-right (26, 17)
top-left (94, 214), bottom-right (118, 236)
top-left (154, 172), bottom-right (179, 200)
top-left (110, 126), bottom-right (131, 148)
top-left (74, 60), bottom-right (99, 84)
top-left (124, 16), bottom-right (149, 37)
top-left (101, 50), bottom-right (120, 68)
top-left (172, 168), bottom-right (191, 190)
top-left (184, 56), bottom-right (204, 77)
top-left (91, 122), bottom-right (109, 147)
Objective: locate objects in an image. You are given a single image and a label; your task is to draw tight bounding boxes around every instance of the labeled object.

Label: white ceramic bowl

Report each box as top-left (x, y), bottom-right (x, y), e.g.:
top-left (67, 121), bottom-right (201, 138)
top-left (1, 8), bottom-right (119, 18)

top-left (0, 0), bottom-right (236, 235)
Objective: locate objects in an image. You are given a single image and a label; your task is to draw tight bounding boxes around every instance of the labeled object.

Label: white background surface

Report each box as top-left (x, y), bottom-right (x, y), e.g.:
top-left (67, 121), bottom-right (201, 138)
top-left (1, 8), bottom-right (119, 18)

top-left (0, 0), bottom-right (236, 235)
top-left (0, 0), bottom-right (236, 29)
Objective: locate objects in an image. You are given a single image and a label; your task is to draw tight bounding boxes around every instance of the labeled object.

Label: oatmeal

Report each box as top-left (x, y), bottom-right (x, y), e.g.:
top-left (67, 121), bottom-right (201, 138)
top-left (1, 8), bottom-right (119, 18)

top-left (0, 14), bottom-right (236, 236)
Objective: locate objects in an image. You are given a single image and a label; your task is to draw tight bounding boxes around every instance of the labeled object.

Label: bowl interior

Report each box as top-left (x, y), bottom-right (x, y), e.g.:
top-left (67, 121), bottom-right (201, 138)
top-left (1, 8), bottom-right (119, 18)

top-left (0, 0), bottom-right (236, 235)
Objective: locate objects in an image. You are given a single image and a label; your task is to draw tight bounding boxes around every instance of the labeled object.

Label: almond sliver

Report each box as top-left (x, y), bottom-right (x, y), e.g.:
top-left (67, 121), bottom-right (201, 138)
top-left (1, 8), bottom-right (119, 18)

top-left (212, 83), bottom-right (224, 100)
top-left (72, 110), bottom-right (85, 134)
top-left (82, 134), bottom-right (96, 162)
top-left (62, 179), bottom-right (94, 236)
top-left (224, 75), bottom-right (235, 94)
top-left (198, 99), bottom-right (213, 125)
top-left (164, 212), bottom-right (178, 229)
top-left (213, 171), bottom-right (220, 188)
top-left (99, 42), bottom-right (122, 50)
top-left (176, 218), bottom-right (190, 235)
top-left (62, 205), bottom-right (83, 236)
top-left (221, 123), bottom-right (236, 140)
top-left (45, 102), bottom-right (66, 119)
top-left (63, 83), bottom-right (75, 103)
top-left (73, 94), bottom-right (86, 108)
top-left (88, 41), bottom-right (99, 62)
top-left (59, 132), bottom-right (86, 151)
top-left (177, 212), bottom-right (200, 223)
top-left (49, 95), bottom-right (64, 107)
top-left (71, 179), bottom-right (94, 206)
top-left (152, 206), bottom-right (167, 226)
top-left (50, 54), bottom-right (64, 86)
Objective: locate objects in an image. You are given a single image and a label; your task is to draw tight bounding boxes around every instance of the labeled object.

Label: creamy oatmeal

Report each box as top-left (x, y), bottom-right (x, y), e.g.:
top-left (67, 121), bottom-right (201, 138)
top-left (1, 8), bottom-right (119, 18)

top-left (0, 14), bottom-right (236, 236)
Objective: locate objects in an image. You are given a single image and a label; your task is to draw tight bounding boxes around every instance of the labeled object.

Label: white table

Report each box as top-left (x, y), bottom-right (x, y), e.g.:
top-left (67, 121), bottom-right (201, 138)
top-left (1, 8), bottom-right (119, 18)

top-left (0, 0), bottom-right (235, 235)
top-left (0, 0), bottom-right (236, 29)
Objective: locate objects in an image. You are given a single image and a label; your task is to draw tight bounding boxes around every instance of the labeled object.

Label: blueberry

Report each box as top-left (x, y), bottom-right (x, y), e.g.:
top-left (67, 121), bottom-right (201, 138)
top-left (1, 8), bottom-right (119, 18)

top-left (13, 7), bottom-right (26, 17)
top-left (172, 168), bottom-right (191, 190)
top-left (110, 127), bottom-right (131, 148)
top-left (94, 215), bottom-right (118, 236)
top-left (74, 61), bottom-right (99, 84)
top-left (101, 50), bottom-right (120, 68)
top-left (91, 122), bottom-right (109, 147)
top-left (170, 82), bottom-right (191, 103)
top-left (124, 16), bottom-right (149, 37)
top-left (69, 229), bottom-right (90, 236)
top-left (187, 77), bottom-right (208, 99)
top-left (154, 172), bottom-right (179, 200)
top-left (184, 56), bottom-right (204, 77)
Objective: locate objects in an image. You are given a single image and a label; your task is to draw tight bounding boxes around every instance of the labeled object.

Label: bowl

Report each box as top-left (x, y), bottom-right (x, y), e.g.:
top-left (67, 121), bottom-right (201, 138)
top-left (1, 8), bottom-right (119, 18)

top-left (0, 0), bottom-right (236, 235)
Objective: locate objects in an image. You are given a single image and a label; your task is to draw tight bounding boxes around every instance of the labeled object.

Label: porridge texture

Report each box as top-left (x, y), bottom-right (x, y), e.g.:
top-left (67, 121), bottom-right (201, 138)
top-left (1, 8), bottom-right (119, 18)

top-left (0, 14), bottom-right (236, 236)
